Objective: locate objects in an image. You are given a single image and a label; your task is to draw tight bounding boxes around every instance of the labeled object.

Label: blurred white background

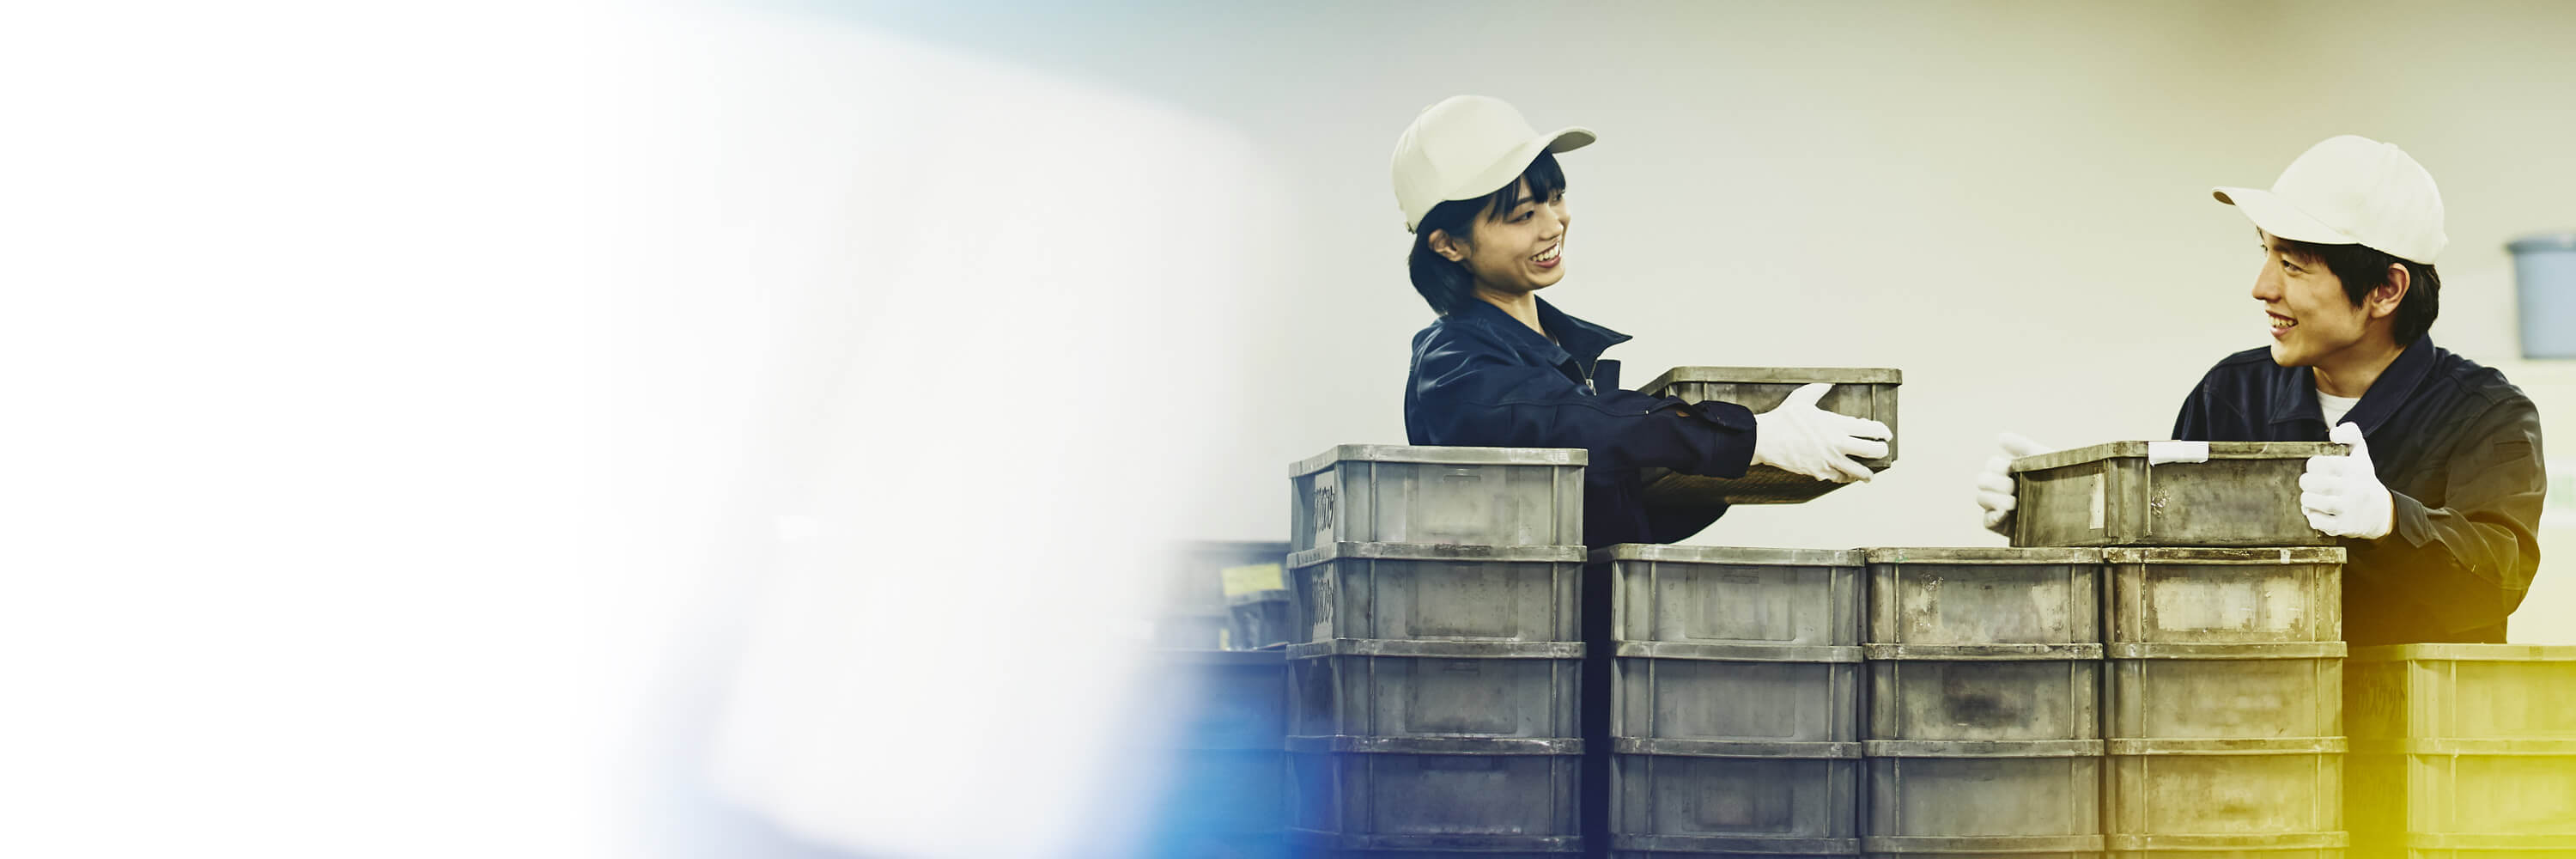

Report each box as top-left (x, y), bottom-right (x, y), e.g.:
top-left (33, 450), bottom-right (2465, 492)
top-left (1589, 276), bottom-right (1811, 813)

top-left (3, 2), bottom-right (2570, 857)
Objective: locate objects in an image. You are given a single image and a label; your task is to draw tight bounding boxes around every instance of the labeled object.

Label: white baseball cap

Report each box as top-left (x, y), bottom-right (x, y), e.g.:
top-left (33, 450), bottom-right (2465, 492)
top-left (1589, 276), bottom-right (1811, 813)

top-left (2213, 134), bottom-right (2447, 265)
top-left (1392, 95), bottom-right (1595, 233)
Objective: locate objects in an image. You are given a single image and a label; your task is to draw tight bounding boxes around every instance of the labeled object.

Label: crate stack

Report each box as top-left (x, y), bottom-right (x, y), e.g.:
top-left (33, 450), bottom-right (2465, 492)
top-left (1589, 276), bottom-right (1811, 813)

top-left (1160, 541), bottom-right (1293, 650)
top-left (1596, 545), bottom-right (1869, 858)
top-left (1142, 648), bottom-right (1292, 859)
top-left (2010, 442), bottom-right (2354, 858)
top-left (1285, 445), bottom-right (1590, 858)
top-left (1136, 542), bottom-right (1297, 857)
top-left (1859, 547), bottom-right (2108, 859)
top-left (2346, 644), bottom-right (2576, 857)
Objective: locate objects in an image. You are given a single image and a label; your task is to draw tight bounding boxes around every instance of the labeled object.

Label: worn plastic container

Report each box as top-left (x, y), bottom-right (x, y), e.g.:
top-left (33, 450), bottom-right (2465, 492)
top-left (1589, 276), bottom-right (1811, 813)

top-left (2008, 441), bottom-right (2347, 547)
top-left (1155, 610), bottom-right (1230, 649)
top-left (2107, 547), bottom-right (2344, 644)
top-left (2106, 643), bottom-right (2344, 740)
top-left (2347, 644), bottom-right (2576, 857)
top-left (1167, 540), bottom-right (1293, 613)
top-left (2347, 644), bottom-right (2576, 740)
top-left (1868, 644), bottom-right (2103, 742)
top-left (1289, 445), bottom-right (1586, 552)
top-left (1612, 738), bottom-right (1863, 856)
top-left (1597, 545), bottom-right (1866, 647)
top-left (2348, 747), bottom-right (2576, 858)
top-left (1635, 367), bottom-right (1902, 505)
top-left (1289, 639), bottom-right (1582, 740)
top-left (1157, 649), bottom-right (1288, 751)
top-left (1148, 747), bottom-right (1288, 836)
top-left (1229, 590), bottom-right (1292, 650)
top-left (2105, 738), bottom-right (2344, 852)
top-left (1288, 542), bottom-right (1584, 644)
top-left (2511, 232), bottom-right (2576, 360)
top-left (1862, 740), bottom-right (2106, 856)
top-left (1863, 547), bottom-right (2104, 645)
top-left (1288, 735), bottom-right (1583, 849)
top-left (1614, 642), bottom-right (1862, 744)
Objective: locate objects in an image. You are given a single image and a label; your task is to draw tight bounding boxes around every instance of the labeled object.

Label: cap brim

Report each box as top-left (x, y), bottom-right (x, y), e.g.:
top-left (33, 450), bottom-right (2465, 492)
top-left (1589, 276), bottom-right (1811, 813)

top-left (2214, 186), bottom-right (2356, 246)
top-left (1446, 126), bottom-right (1597, 209)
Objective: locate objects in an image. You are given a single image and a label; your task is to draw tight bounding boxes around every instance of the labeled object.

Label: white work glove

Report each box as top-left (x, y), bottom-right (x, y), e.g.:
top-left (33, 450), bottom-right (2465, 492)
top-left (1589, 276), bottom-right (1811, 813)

top-left (1975, 432), bottom-right (2051, 535)
top-left (2302, 422), bottom-right (2395, 539)
top-left (1752, 383), bottom-right (1893, 483)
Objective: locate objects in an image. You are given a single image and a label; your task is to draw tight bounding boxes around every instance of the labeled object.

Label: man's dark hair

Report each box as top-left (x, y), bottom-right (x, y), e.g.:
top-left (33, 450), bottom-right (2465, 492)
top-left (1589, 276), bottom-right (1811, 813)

top-left (1406, 151), bottom-right (1567, 317)
top-left (2279, 237), bottom-right (2441, 345)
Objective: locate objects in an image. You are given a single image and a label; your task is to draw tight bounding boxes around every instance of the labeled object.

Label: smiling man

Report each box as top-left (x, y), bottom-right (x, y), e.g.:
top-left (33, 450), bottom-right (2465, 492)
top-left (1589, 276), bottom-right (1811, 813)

top-left (1978, 136), bottom-right (2547, 645)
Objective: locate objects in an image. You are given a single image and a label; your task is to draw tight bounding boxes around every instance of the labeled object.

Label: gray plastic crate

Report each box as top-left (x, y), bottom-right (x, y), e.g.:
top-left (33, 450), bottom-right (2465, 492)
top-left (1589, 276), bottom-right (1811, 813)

top-left (1614, 642), bottom-right (1862, 744)
top-left (1289, 445), bottom-right (1585, 553)
top-left (1165, 540), bottom-right (1292, 613)
top-left (1154, 610), bottom-right (1231, 649)
top-left (2105, 739), bottom-right (2343, 851)
top-left (2347, 644), bottom-right (2576, 740)
top-left (1863, 547), bottom-right (2104, 645)
top-left (1867, 644), bottom-right (2103, 742)
top-left (1287, 735), bottom-right (1582, 847)
top-left (2348, 745), bottom-right (2576, 856)
top-left (1598, 545), bottom-right (1866, 647)
top-left (2346, 644), bottom-right (2576, 856)
top-left (2106, 643), bottom-right (2344, 740)
top-left (1635, 366), bottom-right (1902, 506)
top-left (1229, 590), bottom-right (1292, 651)
top-left (1288, 542), bottom-right (1584, 644)
top-left (2109, 834), bottom-right (2347, 859)
top-left (1156, 649), bottom-right (1287, 752)
top-left (2008, 442), bottom-right (2347, 547)
top-left (1298, 844), bottom-right (1573, 859)
top-left (1148, 747), bottom-right (1286, 837)
top-left (1288, 639), bottom-right (1582, 740)
top-left (1612, 738), bottom-right (1862, 855)
top-left (2107, 547), bottom-right (2344, 644)
top-left (1862, 741), bottom-right (2105, 856)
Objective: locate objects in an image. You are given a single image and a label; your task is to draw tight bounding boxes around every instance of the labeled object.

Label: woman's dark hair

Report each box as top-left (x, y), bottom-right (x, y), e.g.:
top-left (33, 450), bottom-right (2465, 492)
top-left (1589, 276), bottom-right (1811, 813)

top-left (1406, 151), bottom-right (1567, 316)
top-left (2278, 237), bottom-right (2441, 345)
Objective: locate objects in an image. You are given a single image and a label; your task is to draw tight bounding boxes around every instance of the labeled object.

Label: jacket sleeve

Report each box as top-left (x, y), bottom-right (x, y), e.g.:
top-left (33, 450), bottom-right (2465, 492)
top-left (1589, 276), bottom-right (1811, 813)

top-left (1412, 324), bottom-right (1756, 478)
top-left (2351, 396), bottom-right (2547, 634)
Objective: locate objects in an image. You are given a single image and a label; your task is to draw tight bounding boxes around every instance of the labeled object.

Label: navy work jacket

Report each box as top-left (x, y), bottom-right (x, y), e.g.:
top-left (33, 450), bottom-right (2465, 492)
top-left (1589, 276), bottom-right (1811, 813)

top-left (1404, 297), bottom-right (1759, 548)
top-left (2173, 337), bottom-right (2548, 645)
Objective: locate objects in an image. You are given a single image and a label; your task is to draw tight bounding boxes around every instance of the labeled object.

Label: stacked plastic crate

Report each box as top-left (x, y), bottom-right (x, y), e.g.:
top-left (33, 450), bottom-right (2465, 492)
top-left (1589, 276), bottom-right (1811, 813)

top-left (1143, 648), bottom-right (1292, 859)
top-left (1594, 545), bottom-right (1868, 857)
top-left (1859, 547), bottom-right (2108, 859)
top-left (1141, 541), bottom-right (1295, 858)
top-left (1285, 445), bottom-right (1589, 858)
top-left (2346, 644), bottom-right (2576, 857)
top-left (2010, 442), bottom-right (2353, 858)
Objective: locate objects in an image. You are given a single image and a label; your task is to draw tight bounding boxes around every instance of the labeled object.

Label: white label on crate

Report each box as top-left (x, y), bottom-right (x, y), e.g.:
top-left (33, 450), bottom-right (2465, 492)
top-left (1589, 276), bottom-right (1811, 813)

top-left (2087, 473), bottom-right (2106, 530)
top-left (2147, 441), bottom-right (2211, 465)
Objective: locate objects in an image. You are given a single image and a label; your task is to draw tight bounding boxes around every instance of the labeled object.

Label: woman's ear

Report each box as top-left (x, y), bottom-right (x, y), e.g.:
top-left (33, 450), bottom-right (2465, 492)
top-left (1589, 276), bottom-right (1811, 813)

top-left (1427, 228), bottom-right (1467, 262)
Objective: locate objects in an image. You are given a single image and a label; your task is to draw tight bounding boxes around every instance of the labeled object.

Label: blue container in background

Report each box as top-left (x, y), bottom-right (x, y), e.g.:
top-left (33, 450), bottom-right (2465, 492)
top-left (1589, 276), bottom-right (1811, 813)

top-left (2511, 232), bottom-right (2576, 359)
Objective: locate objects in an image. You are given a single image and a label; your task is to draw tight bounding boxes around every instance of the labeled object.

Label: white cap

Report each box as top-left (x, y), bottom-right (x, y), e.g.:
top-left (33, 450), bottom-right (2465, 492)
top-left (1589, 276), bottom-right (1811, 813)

top-left (1392, 95), bottom-right (1595, 233)
top-left (2214, 135), bottom-right (2447, 265)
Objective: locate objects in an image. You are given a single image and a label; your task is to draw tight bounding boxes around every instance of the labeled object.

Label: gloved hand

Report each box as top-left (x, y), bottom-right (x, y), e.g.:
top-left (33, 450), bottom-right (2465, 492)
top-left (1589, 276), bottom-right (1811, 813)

top-left (2301, 422), bottom-right (2395, 539)
top-left (1975, 432), bottom-right (2052, 535)
top-left (1752, 383), bottom-right (1893, 483)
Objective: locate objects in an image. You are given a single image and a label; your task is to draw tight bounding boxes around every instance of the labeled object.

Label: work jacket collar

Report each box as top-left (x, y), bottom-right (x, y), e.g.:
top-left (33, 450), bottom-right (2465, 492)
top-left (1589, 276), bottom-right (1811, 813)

top-left (2269, 334), bottom-right (2439, 436)
top-left (1455, 295), bottom-right (1631, 367)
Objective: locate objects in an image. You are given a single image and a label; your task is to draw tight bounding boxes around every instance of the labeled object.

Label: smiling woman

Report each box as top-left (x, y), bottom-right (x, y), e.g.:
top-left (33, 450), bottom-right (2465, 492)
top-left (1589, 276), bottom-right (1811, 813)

top-left (1391, 94), bottom-right (1894, 550)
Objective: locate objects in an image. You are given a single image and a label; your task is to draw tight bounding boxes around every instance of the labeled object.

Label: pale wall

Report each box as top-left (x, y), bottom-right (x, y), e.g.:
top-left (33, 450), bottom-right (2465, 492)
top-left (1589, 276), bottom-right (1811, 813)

top-left (829, 0), bottom-right (2576, 635)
